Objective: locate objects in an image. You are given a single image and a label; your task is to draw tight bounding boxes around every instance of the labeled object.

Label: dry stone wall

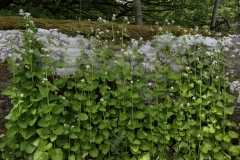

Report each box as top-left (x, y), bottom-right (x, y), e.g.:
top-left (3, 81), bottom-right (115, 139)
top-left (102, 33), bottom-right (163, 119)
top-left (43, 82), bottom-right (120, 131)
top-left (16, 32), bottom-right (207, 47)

top-left (0, 29), bottom-right (240, 133)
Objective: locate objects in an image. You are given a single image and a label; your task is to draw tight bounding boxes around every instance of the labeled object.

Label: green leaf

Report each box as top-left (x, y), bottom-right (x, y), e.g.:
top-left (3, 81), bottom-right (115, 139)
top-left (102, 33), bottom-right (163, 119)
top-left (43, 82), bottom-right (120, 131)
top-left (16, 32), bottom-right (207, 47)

top-left (167, 72), bottom-right (181, 80)
top-left (81, 152), bottom-right (89, 158)
top-left (33, 150), bottom-right (49, 160)
top-left (228, 131), bottom-right (239, 138)
top-left (27, 114), bottom-right (38, 126)
top-left (223, 135), bottom-right (231, 142)
top-left (130, 143), bottom-right (140, 153)
top-left (95, 134), bottom-right (103, 144)
top-left (50, 134), bottom-right (57, 142)
top-left (38, 115), bottom-right (51, 127)
top-left (140, 140), bottom-right (151, 151)
top-left (52, 104), bottom-right (64, 114)
top-left (68, 154), bottom-right (76, 160)
top-left (40, 101), bottom-right (52, 113)
top-left (134, 111), bottom-right (145, 119)
top-left (214, 152), bottom-right (224, 159)
top-left (229, 145), bottom-right (240, 156)
top-left (100, 144), bottom-right (110, 155)
top-left (63, 143), bottom-right (70, 149)
top-left (79, 113), bottom-right (88, 121)
top-left (71, 143), bottom-right (80, 152)
top-left (89, 145), bottom-right (99, 158)
top-left (1, 87), bottom-right (14, 96)
top-left (25, 71), bottom-right (35, 78)
top-left (37, 139), bottom-right (52, 151)
top-left (30, 94), bottom-right (43, 102)
top-left (120, 113), bottom-right (128, 121)
top-left (19, 126), bottom-right (36, 139)
top-left (215, 133), bottom-right (223, 141)
top-left (33, 48), bottom-right (41, 56)
top-left (20, 141), bottom-right (36, 154)
top-left (138, 152), bottom-right (150, 160)
top-left (6, 126), bottom-right (18, 137)
top-left (48, 148), bottom-right (63, 160)
top-left (225, 107), bottom-right (234, 115)
top-left (17, 116), bottom-right (28, 128)
top-left (36, 128), bottom-right (51, 139)
top-left (11, 76), bottom-right (21, 83)
top-left (137, 129), bottom-right (147, 139)
top-left (216, 101), bottom-right (224, 107)
top-left (52, 124), bottom-right (64, 135)
top-left (38, 84), bottom-right (49, 97)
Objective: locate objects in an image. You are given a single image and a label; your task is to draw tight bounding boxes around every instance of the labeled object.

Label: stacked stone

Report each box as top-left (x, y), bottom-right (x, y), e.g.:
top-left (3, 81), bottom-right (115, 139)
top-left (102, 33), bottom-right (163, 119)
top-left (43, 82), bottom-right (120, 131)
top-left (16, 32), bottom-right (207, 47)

top-left (225, 35), bottom-right (240, 136)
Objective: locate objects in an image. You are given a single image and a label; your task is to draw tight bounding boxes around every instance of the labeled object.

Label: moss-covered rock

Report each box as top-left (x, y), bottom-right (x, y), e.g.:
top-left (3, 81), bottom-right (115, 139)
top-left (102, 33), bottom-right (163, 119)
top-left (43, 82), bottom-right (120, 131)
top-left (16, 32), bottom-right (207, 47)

top-left (0, 16), bottom-right (228, 39)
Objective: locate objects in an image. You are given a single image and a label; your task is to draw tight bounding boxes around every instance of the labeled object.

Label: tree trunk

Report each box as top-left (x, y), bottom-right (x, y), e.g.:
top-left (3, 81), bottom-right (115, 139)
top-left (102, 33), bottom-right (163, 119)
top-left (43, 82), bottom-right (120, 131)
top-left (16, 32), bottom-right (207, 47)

top-left (133, 0), bottom-right (143, 25)
top-left (210, 0), bottom-right (221, 30)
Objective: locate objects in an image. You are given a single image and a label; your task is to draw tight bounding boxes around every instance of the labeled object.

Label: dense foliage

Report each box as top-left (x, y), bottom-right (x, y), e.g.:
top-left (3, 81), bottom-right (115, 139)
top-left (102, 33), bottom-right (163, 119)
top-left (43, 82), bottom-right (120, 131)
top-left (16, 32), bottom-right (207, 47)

top-left (0, 0), bottom-right (239, 32)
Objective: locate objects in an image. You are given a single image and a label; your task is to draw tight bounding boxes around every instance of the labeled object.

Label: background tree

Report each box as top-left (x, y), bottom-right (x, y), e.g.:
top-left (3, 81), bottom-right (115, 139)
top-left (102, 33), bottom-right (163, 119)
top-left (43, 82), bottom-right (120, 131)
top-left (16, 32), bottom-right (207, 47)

top-left (0, 0), bottom-right (238, 33)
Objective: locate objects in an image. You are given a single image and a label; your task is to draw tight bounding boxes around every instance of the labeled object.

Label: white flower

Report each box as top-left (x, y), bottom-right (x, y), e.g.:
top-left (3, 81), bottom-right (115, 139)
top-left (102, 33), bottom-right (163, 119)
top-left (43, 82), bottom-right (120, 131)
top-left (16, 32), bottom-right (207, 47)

top-left (192, 97), bottom-right (196, 100)
top-left (64, 124), bottom-right (66, 126)
top-left (195, 26), bottom-right (199, 31)
top-left (171, 20), bottom-right (175, 24)
top-left (186, 67), bottom-right (190, 70)
top-left (86, 65), bottom-right (90, 69)
top-left (19, 9), bottom-right (24, 15)
top-left (187, 103), bottom-right (190, 107)
top-left (105, 72), bottom-right (108, 75)
top-left (55, 91), bottom-right (58, 95)
top-left (206, 51), bottom-right (213, 56)
top-left (155, 22), bottom-right (159, 25)
top-left (112, 14), bottom-right (116, 20)
top-left (212, 60), bottom-right (217, 66)
top-left (42, 78), bottom-right (48, 84)
top-left (124, 16), bottom-right (128, 21)
top-left (81, 79), bottom-right (85, 83)
top-left (29, 49), bottom-right (33, 53)
top-left (36, 37), bottom-right (42, 41)
top-left (216, 76), bottom-right (219, 79)
top-left (139, 37), bottom-right (143, 41)
top-left (27, 28), bottom-right (33, 33)
top-left (71, 125), bottom-right (74, 128)
top-left (24, 12), bottom-right (31, 18)
top-left (167, 22), bottom-right (170, 26)
top-left (130, 80), bottom-right (133, 84)
top-left (223, 47), bottom-right (229, 52)
top-left (62, 97), bottom-right (65, 100)
top-left (148, 83), bottom-right (152, 86)
top-left (20, 93), bottom-right (24, 97)
top-left (159, 27), bottom-right (162, 31)
top-left (98, 17), bottom-right (102, 22)
top-left (165, 19), bottom-right (168, 22)
top-left (100, 98), bottom-right (104, 102)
